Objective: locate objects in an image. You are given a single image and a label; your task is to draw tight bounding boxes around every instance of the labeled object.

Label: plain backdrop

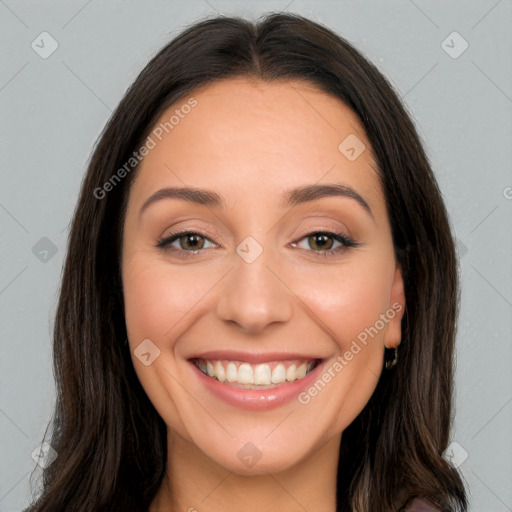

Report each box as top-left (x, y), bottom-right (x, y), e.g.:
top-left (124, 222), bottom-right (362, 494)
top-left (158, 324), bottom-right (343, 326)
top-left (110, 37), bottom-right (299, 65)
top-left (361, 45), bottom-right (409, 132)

top-left (1, 1), bottom-right (511, 511)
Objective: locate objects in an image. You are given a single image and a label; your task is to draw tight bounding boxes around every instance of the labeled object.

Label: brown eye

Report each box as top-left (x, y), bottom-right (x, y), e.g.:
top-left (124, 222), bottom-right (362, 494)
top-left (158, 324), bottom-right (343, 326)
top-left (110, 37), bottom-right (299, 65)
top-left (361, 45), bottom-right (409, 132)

top-left (156, 231), bottom-right (216, 253)
top-left (307, 233), bottom-right (334, 251)
top-left (178, 233), bottom-right (205, 250)
top-left (292, 231), bottom-right (359, 257)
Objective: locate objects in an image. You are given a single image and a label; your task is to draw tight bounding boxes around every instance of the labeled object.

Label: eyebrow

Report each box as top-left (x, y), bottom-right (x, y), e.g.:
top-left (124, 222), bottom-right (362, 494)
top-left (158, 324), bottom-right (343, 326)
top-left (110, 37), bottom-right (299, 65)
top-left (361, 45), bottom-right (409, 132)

top-left (283, 183), bottom-right (372, 217)
top-left (138, 183), bottom-right (372, 219)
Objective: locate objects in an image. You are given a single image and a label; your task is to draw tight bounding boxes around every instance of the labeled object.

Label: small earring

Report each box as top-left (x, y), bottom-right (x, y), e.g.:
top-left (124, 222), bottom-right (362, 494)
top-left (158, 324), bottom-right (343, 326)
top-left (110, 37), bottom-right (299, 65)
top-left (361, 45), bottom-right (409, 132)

top-left (384, 347), bottom-right (398, 370)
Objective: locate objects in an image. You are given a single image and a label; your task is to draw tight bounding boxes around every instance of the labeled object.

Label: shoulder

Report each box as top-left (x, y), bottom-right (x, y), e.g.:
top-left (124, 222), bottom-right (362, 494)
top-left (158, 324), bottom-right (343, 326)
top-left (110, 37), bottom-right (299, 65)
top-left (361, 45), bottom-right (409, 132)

top-left (402, 497), bottom-right (442, 511)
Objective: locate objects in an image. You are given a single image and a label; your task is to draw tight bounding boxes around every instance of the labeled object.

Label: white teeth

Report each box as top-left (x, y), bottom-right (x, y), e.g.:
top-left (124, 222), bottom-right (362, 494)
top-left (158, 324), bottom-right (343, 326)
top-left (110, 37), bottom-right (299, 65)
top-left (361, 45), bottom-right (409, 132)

top-left (237, 363), bottom-right (254, 384)
top-left (226, 362), bottom-right (238, 382)
top-left (195, 359), bottom-right (317, 386)
top-left (271, 363), bottom-right (286, 384)
top-left (296, 363), bottom-right (307, 379)
top-left (214, 361), bottom-right (226, 382)
top-left (254, 364), bottom-right (271, 385)
top-left (286, 363), bottom-right (297, 381)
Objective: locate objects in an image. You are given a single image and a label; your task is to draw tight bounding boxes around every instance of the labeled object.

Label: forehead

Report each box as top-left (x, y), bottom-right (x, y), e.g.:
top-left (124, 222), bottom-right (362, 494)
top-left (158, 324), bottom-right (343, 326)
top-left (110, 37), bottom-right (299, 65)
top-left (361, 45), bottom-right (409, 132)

top-left (131, 77), bottom-right (383, 213)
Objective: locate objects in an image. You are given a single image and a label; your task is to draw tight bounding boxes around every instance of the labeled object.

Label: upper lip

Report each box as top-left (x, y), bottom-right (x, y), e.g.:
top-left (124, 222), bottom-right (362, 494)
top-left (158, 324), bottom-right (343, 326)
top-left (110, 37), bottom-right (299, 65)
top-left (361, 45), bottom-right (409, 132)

top-left (188, 351), bottom-right (324, 364)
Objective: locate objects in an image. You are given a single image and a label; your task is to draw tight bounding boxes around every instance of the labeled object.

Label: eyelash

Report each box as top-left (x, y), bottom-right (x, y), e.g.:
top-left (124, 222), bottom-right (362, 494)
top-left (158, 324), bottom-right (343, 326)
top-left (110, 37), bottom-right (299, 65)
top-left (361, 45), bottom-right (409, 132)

top-left (156, 230), bottom-right (359, 258)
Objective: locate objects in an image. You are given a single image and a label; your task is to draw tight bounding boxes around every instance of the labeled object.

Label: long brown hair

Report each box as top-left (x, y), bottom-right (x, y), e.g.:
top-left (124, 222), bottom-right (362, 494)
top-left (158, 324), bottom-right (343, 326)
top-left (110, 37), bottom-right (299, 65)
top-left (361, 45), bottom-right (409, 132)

top-left (26, 13), bottom-right (468, 512)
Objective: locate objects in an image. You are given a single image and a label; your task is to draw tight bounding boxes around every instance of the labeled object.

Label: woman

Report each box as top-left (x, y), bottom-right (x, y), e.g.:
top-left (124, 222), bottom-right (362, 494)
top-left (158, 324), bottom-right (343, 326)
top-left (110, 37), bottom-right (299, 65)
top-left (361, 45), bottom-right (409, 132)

top-left (26, 13), bottom-right (468, 512)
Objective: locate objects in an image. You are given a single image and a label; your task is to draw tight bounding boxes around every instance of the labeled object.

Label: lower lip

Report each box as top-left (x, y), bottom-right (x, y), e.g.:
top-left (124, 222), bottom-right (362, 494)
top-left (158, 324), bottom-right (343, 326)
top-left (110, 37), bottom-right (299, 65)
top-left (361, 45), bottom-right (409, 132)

top-left (189, 360), bottom-right (326, 411)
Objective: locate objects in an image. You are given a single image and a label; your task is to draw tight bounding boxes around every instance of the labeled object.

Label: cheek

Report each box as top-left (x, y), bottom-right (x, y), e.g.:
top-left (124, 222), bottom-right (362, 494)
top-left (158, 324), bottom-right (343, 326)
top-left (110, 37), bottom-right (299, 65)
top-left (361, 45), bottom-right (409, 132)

top-left (293, 256), bottom-right (394, 350)
top-left (122, 254), bottom-right (215, 436)
top-left (122, 254), bottom-right (210, 343)
top-left (294, 257), bottom-right (394, 430)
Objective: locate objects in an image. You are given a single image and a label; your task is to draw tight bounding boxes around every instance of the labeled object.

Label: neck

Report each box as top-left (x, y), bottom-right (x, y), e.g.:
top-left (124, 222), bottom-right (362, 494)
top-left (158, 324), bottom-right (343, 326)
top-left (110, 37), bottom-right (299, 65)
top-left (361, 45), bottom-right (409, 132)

top-left (150, 430), bottom-right (341, 512)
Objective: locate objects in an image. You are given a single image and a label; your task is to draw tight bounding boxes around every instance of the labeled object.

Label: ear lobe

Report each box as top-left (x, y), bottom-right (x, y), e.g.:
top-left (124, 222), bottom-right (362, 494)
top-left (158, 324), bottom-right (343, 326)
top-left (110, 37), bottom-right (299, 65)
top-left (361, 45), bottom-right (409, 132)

top-left (384, 265), bottom-right (406, 349)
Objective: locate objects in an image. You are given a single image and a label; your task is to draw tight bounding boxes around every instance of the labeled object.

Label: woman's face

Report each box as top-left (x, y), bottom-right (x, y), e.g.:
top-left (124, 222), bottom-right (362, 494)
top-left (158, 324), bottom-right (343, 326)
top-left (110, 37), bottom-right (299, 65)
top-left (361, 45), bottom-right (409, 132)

top-left (121, 77), bottom-right (404, 474)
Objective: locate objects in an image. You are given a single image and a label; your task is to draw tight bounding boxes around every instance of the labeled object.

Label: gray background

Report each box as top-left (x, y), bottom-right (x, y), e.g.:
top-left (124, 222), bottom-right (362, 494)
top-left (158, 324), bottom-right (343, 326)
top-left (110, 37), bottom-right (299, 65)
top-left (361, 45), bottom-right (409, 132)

top-left (1, 1), bottom-right (511, 511)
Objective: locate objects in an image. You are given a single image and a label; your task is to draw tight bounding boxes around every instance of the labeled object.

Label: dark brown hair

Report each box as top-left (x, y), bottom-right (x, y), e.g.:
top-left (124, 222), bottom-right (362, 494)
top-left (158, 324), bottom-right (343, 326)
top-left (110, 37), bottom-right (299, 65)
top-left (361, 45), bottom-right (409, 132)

top-left (26, 12), bottom-right (468, 512)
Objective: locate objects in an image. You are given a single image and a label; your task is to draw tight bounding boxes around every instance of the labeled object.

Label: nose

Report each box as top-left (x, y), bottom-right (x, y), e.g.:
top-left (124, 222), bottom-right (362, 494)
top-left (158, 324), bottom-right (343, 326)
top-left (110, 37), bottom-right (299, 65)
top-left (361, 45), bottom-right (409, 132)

top-left (215, 241), bottom-right (294, 334)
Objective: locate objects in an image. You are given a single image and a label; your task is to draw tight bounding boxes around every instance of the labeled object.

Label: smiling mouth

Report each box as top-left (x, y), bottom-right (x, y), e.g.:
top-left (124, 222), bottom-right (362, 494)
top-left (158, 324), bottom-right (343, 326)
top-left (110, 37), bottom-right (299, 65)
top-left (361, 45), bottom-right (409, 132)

top-left (191, 358), bottom-right (319, 389)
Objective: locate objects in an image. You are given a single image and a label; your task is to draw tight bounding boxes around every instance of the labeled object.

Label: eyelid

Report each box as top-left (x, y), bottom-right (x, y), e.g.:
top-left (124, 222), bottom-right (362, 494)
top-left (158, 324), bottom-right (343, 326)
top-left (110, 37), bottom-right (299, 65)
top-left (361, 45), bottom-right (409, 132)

top-left (156, 229), bottom-right (359, 258)
top-left (158, 222), bottom-right (222, 244)
top-left (156, 230), bottom-right (218, 252)
top-left (291, 230), bottom-right (359, 253)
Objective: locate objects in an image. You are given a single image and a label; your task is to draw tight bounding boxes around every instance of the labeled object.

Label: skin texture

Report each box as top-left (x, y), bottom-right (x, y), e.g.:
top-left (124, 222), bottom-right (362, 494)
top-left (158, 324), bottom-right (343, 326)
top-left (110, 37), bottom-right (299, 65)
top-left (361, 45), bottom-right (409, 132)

top-left (121, 78), bottom-right (405, 511)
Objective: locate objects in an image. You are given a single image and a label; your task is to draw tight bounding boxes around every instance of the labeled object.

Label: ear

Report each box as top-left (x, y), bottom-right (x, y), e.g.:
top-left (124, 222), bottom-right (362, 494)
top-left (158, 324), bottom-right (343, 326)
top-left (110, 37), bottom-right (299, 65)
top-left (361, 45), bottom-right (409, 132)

top-left (384, 265), bottom-right (406, 349)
